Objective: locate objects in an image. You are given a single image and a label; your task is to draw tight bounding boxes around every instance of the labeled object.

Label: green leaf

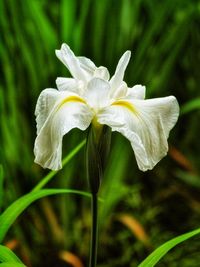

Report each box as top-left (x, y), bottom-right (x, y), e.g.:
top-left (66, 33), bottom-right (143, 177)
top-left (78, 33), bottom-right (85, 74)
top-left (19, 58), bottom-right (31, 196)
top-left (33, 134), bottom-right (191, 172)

top-left (180, 98), bottom-right (200, 115)
top-left (176, 170), bottom-right (200, 188)
top-left (0, 245), bottom-right (23, 264)
top-left (0, 189), bottom-right (90, 243)
top-left (61, 0), bottom-right (76, 41)
top-left (138, 228), bottom-right (200, 267)
top-left (0, 165), bottom-right (4, 210)
top-left (0, 263), bottom-right (26, 267)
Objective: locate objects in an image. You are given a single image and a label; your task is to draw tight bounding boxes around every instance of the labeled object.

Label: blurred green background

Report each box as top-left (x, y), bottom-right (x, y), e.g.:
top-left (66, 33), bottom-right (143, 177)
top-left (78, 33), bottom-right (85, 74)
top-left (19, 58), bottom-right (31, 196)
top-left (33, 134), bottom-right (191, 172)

top-left (1, 0), bottom-right (200, 266)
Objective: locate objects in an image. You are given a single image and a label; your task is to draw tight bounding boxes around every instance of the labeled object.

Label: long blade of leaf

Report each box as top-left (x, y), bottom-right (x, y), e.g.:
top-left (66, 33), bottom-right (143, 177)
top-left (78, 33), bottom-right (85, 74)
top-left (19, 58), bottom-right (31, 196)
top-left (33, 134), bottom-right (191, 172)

top-left (0, 189), bottom-right (90, 243)
top-left (0, 165), bottom-right (4, 210)
top-left (0, 245), bottom-right (23, 263)
top-left (180, 98), bottom-right (200, 115)
top-left (138, 228), bottom-right (200, 267)
top-left (0, 263), bottom-right (26, 267)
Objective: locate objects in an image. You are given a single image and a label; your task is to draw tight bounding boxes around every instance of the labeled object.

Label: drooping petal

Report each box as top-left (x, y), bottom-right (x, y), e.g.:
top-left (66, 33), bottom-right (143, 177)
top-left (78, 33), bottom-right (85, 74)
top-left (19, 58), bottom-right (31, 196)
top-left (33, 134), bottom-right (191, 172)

top-left (97, 96), bottom-right (179, 171)
top-left (110, 50), bottom-right (131, 90)
top-left (34, 92), bottom-right (93, 170)
top-left (55, 44), bottom-right (86, 80)
top-left (126, 85), bottom-right (146, 99)
top-left (35, 88), bottom-right (61, 135)
top-left (84, 78), bottom-right (111, 110)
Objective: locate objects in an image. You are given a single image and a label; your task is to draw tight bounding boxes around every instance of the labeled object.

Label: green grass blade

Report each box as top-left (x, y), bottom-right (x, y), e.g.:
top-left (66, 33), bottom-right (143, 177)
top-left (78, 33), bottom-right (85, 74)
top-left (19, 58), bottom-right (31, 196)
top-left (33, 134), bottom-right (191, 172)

top-left (0, 263), bottom-right (26, 267)
top-left (0, 245), bottom-right (23, 263)
top-left (138, 228), bottom-right (200, 267)
top-left (0, 165), bottom-right (4, 210)
top-left (32, 139), bottom-right (86, 192)
top-left (60, 0), bottom-right (76, 42)
top-left (180, 98), bottom-right (200, 115)
top-left (0, 188), bottom-right (91, 243)
top-left (73, 0), bottom-right (90, 52)
top-left (176, 170), bottom-right (200, 188)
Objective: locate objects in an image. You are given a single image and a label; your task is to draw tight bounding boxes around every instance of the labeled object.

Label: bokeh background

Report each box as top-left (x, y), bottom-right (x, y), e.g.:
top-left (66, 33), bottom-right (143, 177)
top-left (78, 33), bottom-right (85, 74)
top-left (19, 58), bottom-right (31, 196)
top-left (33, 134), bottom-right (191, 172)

top-left (1, 0), bottom-right (200, 266)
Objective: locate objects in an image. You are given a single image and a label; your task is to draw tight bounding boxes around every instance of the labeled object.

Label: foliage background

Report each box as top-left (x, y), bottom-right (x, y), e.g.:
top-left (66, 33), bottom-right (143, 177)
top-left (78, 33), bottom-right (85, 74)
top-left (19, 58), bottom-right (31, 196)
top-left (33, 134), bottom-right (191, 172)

top-left (1, 0), bottom-right (200, 266)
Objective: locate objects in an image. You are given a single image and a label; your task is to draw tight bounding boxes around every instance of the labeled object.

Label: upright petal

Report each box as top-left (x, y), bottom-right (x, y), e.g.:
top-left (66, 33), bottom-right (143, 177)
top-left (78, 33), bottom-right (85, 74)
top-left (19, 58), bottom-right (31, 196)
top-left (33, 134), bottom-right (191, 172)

top-left (84, 78), bottom-right (111, 110)
top-left (78, 57), bottom-right (110, 81)
top-left (55, 44), bottom-right (86, 80)
top-left (126, 85), bottom-right (146, 99)
top-left (56, 77), bottom-right (84, 95)
top-left (34, 92), bottom-right (93, 170)
top-left (110, 50), bottom-right (131, 90)
top-left (78, 56), bottom-right (96, 75)
top-left (98, 96), bottom-right (179, 171)
top-left (110, 81), bottom-right (128, 99)
top-left (94, 66), bottom-right (110, 81)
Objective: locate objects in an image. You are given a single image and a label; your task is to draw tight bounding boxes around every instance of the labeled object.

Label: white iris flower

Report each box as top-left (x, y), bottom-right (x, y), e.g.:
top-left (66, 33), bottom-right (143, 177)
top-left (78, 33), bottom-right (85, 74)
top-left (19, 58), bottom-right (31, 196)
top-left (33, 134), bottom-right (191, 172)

top-left (34, 44), bottom-right (179, 171)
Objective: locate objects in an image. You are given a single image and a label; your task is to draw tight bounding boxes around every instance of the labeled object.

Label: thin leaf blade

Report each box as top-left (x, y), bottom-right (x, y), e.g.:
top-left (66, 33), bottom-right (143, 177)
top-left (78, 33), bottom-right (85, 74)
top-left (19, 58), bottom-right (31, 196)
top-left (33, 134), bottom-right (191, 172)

top-left (181, 98), bottom-right (200, 115)
top-left (0, 263), bottom-right (26, 267)
top-left (0, 189), bottom-right (90, 243)
top-left (0, 245), bottom-right (23, 264)
top-left (138, 228), bottom-right (200, 267)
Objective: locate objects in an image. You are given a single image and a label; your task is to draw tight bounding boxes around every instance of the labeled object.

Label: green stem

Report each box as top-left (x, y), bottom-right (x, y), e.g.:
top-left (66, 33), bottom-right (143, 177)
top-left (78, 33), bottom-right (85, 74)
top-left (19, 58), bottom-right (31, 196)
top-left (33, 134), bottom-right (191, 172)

top-left (89, 193), bottom-right (98, 267)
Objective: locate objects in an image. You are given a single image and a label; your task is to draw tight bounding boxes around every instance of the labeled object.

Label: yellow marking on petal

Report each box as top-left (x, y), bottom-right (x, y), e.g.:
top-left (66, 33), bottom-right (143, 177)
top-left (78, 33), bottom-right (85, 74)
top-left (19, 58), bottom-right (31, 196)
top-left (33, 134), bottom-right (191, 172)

top-left (56, 95), bottom-right (87, 111)
top-left (112, 100), bottom-right (138, 115)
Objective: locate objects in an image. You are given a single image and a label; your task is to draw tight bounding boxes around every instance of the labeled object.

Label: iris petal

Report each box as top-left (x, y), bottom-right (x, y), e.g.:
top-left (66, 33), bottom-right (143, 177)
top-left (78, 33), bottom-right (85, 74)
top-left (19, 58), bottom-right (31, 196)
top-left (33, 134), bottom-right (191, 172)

top-left (97, 96), bottom-right (179, 171)
top-left (34, 90), bottom-right (93, 170)
top-left (126, 85), bottom-right (146, 99)
top-left (35, 88), bottom-right (60, 135)
top-left (55, 44), bottom-right (86, 80)
top-left (110, 50), bottom-right (131, 90)
top-left (84, 78), bottom-right (111, 110)
top-left (56, 77), bottom-right (84, 95)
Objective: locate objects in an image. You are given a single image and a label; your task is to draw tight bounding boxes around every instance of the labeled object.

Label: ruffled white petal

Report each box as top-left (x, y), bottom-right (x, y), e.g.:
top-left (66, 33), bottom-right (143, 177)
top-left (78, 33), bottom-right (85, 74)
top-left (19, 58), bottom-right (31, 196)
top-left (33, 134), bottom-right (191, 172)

top-left (34, 91), bottom-right (93, 170)
top-left (110, 81), bottom-right (128, 99)
top-left (55, 44), bottom-right (86, 80)
top-left (110, 50), bottom-right (131, 90)
top-left (78, 56), bottom-right (96, 74)
top-left (56, 77), bottom-right (77, 91)
top-left (94, 66), bottom-right (110, 81)
top-left (56, 44), bottom-right (110, 83)
top-left (56, 77), bottom-right (85, 96)
top-left (84, 78), bottom-right (111, 110)
top-left (97, 96), bottom-right (179, 171)
top-left (126, 85), bottom-right (146, 99)
top-left (35, 88), bottom-right (61, 135)
top-left (78, 57), bottom-right (110, 80)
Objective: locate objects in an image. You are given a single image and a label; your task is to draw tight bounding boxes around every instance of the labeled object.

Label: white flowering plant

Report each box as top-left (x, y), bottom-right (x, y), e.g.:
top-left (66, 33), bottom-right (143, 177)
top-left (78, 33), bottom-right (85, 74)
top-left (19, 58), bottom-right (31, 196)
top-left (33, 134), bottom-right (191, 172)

top-left (1, 44), bottom-right (200, 267)
top-left (33, 44), bottom-right (179, 267)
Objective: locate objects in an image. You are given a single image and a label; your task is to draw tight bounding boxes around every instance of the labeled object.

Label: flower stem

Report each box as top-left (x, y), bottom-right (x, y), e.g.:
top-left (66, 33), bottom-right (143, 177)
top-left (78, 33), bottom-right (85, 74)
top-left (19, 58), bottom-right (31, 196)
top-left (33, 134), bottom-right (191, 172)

top-left (89, 192), bottom-right (98, 267)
